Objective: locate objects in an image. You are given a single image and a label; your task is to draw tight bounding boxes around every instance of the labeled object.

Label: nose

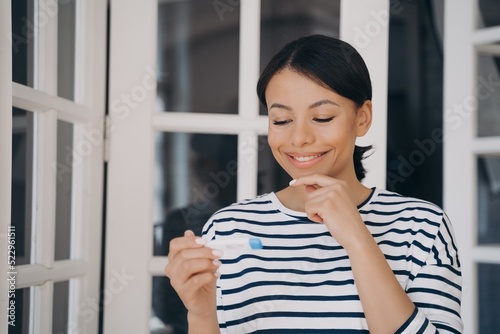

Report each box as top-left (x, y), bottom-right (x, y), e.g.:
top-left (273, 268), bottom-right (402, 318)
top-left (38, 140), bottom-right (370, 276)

top-left (290, 119), bottom-right (314, 147)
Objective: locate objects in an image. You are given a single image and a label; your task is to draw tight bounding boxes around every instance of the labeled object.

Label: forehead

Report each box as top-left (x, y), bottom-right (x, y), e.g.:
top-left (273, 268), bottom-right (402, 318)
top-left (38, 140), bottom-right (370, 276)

top-left (266, 69), bottom-right (351, 108)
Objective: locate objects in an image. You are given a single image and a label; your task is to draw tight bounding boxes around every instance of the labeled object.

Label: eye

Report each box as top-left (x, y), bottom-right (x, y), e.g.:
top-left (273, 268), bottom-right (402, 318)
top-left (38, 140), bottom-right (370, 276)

top-left (272, 119), bottom-right (292, 126)
top-left (314, 117), bottom-right (334, 123)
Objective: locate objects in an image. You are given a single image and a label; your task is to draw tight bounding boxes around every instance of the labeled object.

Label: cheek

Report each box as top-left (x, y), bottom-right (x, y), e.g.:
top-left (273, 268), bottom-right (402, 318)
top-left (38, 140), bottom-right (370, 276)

top-left (318, 127), bottom-right (355, 148)
top-left (267, 130), bottom-right (281, 148)
top-left (267, 132), bottom-right (286, 161)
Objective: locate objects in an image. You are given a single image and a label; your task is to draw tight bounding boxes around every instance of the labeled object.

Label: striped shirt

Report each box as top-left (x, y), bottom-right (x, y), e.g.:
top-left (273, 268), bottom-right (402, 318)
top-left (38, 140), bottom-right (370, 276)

top-left (202, 188), bottom-right (463, 333)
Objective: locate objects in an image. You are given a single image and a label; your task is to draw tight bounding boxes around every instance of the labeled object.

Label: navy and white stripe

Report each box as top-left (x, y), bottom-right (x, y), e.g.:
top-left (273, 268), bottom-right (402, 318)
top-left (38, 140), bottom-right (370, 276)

top-left (202, 188), bottom-right (463, 333)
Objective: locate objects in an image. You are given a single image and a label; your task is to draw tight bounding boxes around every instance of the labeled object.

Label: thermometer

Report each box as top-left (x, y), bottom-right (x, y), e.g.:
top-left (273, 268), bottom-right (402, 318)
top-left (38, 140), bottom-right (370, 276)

top-left (206, 238), bottom-right (263, 251)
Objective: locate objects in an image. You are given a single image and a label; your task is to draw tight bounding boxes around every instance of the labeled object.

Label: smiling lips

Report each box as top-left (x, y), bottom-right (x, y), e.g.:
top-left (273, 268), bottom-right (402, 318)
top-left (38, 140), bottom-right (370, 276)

top-left (287, 152), bottom-right (328, 167)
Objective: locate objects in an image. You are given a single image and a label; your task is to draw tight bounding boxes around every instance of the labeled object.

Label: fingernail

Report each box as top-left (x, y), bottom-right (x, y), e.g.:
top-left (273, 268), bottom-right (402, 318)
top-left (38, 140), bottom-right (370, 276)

top-left (212, 249), bottom-right (223, 257)
top-left (289, 179), bottom-right (297, 186)
top-left (214, 272), bottom-right (221, 278)
top-left (195, 238), bottom-right (206, 245)
top-left (213, 260), bottom-right (221, 267)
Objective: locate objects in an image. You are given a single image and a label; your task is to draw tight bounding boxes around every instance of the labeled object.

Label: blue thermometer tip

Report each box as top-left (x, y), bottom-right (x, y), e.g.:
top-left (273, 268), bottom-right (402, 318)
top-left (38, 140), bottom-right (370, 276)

top-left (249, 238), bottom-right (263, 249)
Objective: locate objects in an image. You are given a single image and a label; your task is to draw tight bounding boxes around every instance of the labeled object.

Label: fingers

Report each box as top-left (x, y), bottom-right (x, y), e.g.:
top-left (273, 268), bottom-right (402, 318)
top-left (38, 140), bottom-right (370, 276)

top-left (168, 230), bottom-right (206, 260)
top-left (167, 254), bottom-right (221, 284)
top-left (291, 175), bottom-right (346, 203)
top-left (164, 231), bottom-right (222, 313)
top-left (289, 175), bottom-right (352, 224)
top-left (305, 185), bottom-right (317, 194)
top-left (289, 174), bottom-right (343, 189)
top-left (165, 230), bottom-right (222, 285)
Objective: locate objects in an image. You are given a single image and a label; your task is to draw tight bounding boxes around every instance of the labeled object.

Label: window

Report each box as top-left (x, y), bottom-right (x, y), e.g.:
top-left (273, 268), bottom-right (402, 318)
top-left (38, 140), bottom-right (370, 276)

top-left (4, 1), bottom-right (107, 333)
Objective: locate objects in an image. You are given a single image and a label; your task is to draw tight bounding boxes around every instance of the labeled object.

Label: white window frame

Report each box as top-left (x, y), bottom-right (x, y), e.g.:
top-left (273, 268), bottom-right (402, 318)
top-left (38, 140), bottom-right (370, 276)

top-left (104, 0), bottom-right (389, 332)
top-left (0, 0), bottom-right (14, 329)
top-left (444, 1), bottom-right (500, 333)
top-left (0, 1), bottom-right (107, 333)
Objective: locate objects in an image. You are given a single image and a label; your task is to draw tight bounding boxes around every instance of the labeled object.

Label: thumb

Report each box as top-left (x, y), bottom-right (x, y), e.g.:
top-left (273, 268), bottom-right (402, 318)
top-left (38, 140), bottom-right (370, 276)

top-left (184, 230), bottom-right (195, 237)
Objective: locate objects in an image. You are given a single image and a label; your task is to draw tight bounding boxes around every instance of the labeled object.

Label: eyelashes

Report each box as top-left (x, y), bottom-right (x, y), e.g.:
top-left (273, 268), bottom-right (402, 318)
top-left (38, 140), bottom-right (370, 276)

top-left (314, 117), bottom-right (334, 123)
top-left (272, 120), bottom-right (291, 126)
top-left (272, 117), bottom-right (335, 126)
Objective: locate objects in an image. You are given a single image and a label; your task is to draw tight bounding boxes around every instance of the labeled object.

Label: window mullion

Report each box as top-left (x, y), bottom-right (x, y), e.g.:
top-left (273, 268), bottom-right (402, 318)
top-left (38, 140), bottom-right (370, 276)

top-left (238, 0), bottom-right (261, 120)
top-left (237, 0), bottom-right (261, 201)
top-left (31, 282), bottom-right (54, 334)
top-left (340, 0), bottom-right (389, 189)
top-left (31, 111), bottom-right (57, 333)
top-left (31, 0), bottom-right (59, 332)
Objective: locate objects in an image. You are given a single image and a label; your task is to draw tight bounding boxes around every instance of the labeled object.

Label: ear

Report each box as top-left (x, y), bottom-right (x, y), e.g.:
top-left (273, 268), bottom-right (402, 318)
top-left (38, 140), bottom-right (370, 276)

top-left (356, 100), bottom-right (372, 137)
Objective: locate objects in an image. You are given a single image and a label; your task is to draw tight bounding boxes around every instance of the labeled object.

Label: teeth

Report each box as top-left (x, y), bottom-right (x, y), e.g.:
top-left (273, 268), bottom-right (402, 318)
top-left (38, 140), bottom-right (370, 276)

top-left (293, 154), bottom-right (321, 162)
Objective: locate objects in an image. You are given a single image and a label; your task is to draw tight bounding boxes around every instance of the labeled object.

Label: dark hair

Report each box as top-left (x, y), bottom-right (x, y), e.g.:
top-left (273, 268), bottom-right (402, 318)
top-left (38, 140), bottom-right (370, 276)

top-left (257, 34), bottom-right (373, 181)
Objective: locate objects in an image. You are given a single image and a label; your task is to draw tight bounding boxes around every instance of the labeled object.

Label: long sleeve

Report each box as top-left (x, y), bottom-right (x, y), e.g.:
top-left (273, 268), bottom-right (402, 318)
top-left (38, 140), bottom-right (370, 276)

top-left (397, 214), bottom-right (463, 333)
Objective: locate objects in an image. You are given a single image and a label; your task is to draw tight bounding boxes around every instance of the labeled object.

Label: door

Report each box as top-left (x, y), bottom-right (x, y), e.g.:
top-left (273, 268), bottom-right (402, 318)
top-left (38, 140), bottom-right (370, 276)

top-left (443, 0), bottom-right (500, 333)
top-left (104, 0), bottom-right (389, 332)
top-left (1, 1), bottom-right (107, 333)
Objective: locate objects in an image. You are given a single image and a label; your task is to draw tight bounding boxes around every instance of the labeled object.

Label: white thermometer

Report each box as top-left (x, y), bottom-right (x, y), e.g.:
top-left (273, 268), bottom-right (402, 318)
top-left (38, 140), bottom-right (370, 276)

top-left (206, 238), bottom-right (263, 251)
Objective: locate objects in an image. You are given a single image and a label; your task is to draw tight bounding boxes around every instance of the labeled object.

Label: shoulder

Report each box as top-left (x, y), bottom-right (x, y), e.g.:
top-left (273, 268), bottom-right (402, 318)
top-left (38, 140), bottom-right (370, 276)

top-left (364, 188), bottom-right (446, 219)
top-left (360, 188), bottom-right (449, 239)
top-left (212, 193), bottom-right (277, 216)
top-left (364, 190), bottom-right (460, 263)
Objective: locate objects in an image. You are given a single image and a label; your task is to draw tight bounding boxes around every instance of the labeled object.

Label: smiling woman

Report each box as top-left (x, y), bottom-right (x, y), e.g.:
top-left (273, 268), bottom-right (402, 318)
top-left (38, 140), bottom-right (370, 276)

top-left (266, 71), bottom-right (369, 178)
top-left (258, 35), bottom-right (374, 186)
top-left (164, 35), bottom-right (463, 334)
top-left (264, 69), bottom-right (372, 212)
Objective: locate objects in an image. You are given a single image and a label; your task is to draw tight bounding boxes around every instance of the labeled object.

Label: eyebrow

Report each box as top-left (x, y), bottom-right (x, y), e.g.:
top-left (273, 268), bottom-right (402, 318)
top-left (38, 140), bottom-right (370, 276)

top-left (308, 99), bottom-right (340, 109)
top-left (269, 103), bottom-right (292, 111)
top-left (269, 99), bottom-right (340, 111)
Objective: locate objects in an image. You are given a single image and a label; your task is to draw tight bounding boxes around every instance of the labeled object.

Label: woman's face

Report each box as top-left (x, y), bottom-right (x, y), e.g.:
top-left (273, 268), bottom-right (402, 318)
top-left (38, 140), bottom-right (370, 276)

top-left (266, 68), bottom-right (371, 181)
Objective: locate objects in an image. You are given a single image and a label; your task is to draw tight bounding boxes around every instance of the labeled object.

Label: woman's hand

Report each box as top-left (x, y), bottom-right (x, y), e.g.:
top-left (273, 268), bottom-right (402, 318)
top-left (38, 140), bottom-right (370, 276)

top-left (290, 174), bottom-right (371, 251)
top-left (291, 175), bottom-right (416, 333)
top-left (165, 230), bottom-right (222, 320)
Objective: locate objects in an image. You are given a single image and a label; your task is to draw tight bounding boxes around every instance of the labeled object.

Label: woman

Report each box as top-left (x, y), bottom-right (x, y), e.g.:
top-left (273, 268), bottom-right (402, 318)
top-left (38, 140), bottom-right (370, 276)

top-left (165, 35), bottom-right (463, 333)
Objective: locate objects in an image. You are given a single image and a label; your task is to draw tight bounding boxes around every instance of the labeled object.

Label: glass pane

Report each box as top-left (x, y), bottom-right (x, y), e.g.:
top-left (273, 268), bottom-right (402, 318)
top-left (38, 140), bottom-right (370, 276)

top-left (55, 120), bottom-right (74, 260)
top-left (153, 132), bottom-right (238, 256)
top-left (477, 0), bottom-right (500, 29)
top-left (478, 157), bottom-right (500, 244)
top-left (157, 0), bottom-right (240, 113)
top-left (151, 132), bottom-right (238, 332)
top-left (260, 0), bottom-right (341, 115)
top-left (257, 135), bottom-right (291, 194)
top-left (53, 281), bottom-right (70, 334)
top-left (12, 0), bottom-right (34, 86)
top-left (8, 287), bottom-right (31, 334)
top-left (11, 108), bottom-right (34, 265)
top-left (58, 0), bottom-right (76, 100)
top-left (151, 276), bottom-right (186, 333)
top-left (478, 263), bottom-right (500, 333)
top-left (477, 52), bottom-right (500, 137)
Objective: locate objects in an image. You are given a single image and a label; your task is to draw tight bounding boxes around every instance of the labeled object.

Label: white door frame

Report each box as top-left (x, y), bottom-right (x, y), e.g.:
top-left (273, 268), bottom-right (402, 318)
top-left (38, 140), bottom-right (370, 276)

top-left (1, 1), bottom-right (107, 333)
top-left (0, 0), bottom-right (13, 330)
top-left (444, 1), bottom-right (500, 333)
top-left (104, 0), bottom-right (389, 332)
